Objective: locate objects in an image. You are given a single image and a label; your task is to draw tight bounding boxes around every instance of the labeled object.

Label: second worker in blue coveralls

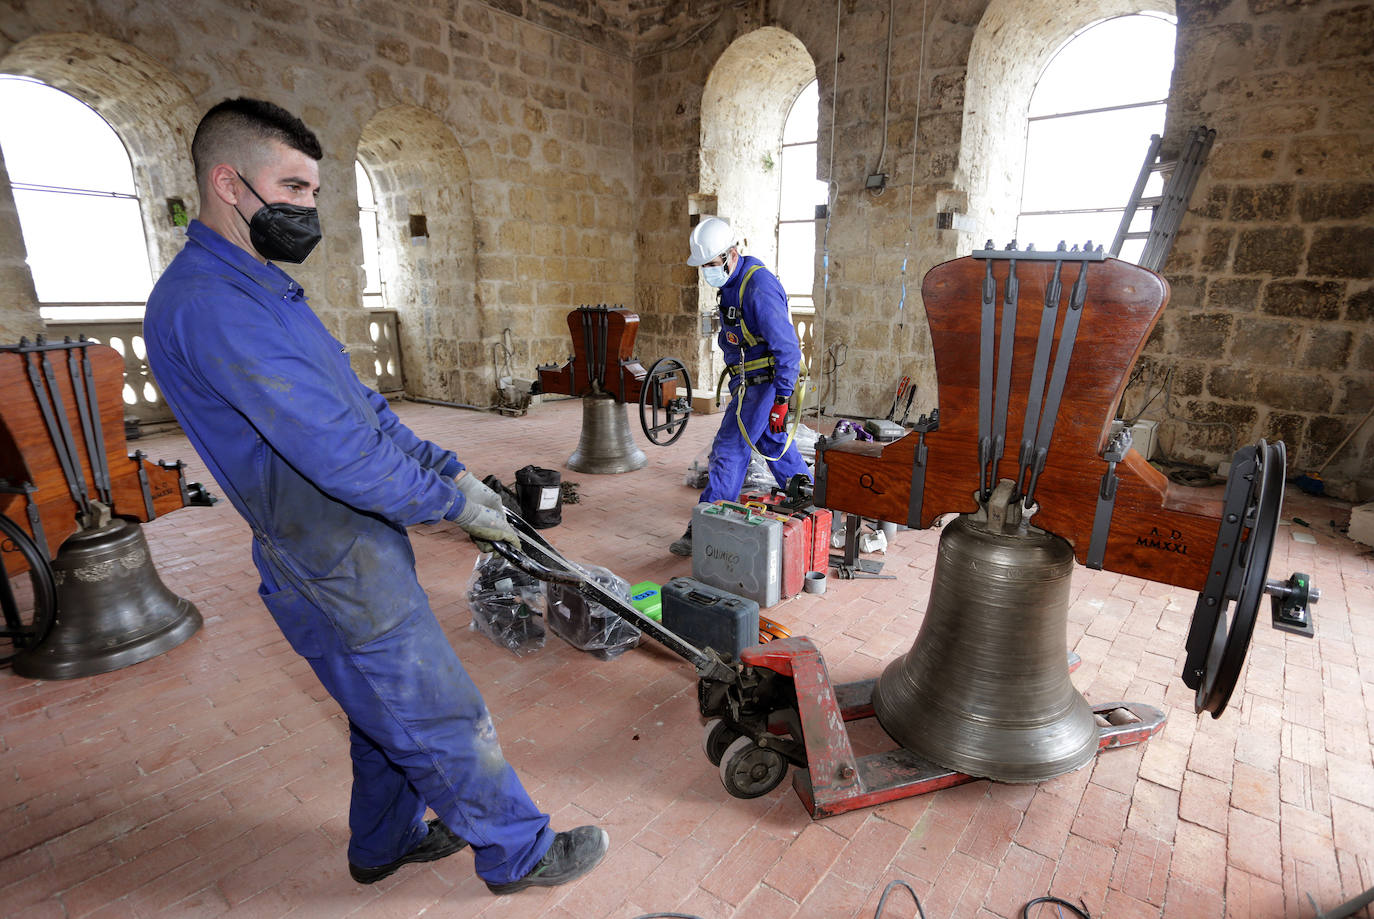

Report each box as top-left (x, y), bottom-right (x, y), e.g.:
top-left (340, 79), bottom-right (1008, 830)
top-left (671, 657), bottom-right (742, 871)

top-left (143, 98), bottom-right (607, 894)
top-left (670, 216), bottom-right (811, 556)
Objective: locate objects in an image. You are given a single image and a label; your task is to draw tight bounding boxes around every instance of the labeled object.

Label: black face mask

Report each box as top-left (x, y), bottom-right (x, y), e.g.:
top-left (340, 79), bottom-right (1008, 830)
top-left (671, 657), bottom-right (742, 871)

top-left (236, 172), bottom-right (322, 264)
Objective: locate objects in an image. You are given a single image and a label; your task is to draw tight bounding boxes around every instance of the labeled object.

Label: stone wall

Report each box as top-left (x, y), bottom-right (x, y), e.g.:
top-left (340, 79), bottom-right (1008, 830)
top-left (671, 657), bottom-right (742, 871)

top-left (1130, 0), bottom-right (1374, 495)
top-left (0, 0), bottom-right (635, 407)
top-left (0, 0), bottom-right (1368, 493)
top-left (631, 0), bottom-right (1371, 497)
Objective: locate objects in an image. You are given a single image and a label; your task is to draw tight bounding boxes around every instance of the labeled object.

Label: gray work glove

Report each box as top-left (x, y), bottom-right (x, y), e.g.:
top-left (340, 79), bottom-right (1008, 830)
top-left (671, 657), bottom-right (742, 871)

top-left (453, 471), bottom-right (505, 514)
top-left (452, 498), bottom-right (521, 553)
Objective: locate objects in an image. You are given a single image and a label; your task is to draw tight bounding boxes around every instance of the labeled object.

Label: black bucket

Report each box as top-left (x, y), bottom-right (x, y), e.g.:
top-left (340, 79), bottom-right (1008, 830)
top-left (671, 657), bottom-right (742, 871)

top-left (515, 465), bottom-right (562, 529)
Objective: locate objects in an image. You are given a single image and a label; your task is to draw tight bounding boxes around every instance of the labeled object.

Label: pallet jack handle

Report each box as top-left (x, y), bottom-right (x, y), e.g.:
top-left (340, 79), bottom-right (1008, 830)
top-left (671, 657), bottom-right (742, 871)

top-left (491, 510), bottom-right (739, 686)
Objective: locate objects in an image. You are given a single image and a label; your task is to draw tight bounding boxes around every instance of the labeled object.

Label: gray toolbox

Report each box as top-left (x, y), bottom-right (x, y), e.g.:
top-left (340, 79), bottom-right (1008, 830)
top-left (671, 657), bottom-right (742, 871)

top-left (691, 500), bottom-right (782, 608)
top-left (662, 577), bottom-right (759, 657)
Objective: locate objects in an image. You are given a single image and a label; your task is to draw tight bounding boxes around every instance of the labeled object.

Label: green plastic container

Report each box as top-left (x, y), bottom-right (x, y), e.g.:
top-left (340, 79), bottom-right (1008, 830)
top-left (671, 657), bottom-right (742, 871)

top-left (630, 581), bottom-right (662, 622)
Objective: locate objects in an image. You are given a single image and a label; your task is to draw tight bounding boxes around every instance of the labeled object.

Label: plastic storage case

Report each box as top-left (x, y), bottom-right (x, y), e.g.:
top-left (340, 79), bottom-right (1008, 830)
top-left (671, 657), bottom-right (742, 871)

top-left (692, 500), bottom-right (782, 608)
top-left (725, 500), bottom-right (806, 599)
top-left (662, 577), bottom-right (760, 657)
top-left (739, 493), bottom-right (833, 584)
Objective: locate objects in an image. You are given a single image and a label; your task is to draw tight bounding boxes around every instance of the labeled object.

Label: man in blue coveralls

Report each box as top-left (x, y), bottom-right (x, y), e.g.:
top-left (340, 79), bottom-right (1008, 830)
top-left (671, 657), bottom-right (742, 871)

top-left (670, 216), bottom-right (811, 556)
top-left (144, 98), bottom-right (607, 893)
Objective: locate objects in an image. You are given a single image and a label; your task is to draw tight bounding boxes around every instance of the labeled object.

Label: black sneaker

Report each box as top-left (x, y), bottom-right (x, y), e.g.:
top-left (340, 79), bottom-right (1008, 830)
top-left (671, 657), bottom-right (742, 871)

top-left (485, 825), bottom-right (609, 895)
top-left (348, 818), bottom-right (468, 884)
top-left (669, 525), bottom-right (692, 557)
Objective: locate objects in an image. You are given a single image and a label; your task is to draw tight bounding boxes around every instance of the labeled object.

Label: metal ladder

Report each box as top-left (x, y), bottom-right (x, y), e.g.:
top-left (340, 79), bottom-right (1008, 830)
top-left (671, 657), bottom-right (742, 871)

top-left (1110, 125), bottom-right (1217, 271)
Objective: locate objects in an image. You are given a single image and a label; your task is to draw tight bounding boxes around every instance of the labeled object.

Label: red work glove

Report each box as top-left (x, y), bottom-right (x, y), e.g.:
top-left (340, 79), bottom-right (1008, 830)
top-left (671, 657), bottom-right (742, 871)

top-left (768, 395), bottom-right (789, 434)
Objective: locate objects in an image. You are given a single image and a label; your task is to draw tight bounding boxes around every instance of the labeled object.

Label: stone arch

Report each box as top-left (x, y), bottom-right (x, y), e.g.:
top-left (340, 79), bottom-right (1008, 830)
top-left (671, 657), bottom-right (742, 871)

top-left (956, 0), bottom-right (1175, 248)
top-left (700, 27), bottom-right (817, 269)
top-left (695, 26), bottom-right (817, 381)
top-left (356, 105), bottom-right (484, 404)
top-left (0, 33), bottom-right (200, 275)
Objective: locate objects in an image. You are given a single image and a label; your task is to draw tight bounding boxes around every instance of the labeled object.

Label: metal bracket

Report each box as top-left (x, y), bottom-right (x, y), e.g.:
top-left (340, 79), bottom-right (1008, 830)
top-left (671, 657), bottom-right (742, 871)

top-left (1265, 573), bottom-right (1318, 638)
top-left (0, 479), bottom-right (47, 558)
top-left (905, 409), bottom-right (939, 528)
top-left (133, 449), bottom-right (156, 520)
top-left (1086, 427), bottom-right (1133, 569)
top-left (157, 458), bottom-right (191, 506)
top-left (812, 437), bottom-right (829, 508)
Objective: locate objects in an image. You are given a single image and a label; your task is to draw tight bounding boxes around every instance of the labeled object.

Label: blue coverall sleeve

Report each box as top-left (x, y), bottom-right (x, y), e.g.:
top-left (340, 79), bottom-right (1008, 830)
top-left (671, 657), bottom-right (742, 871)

top-left (364, 388), bottom-right (466, 479)
top-left (746, 271), bottom-right (802, 399)
top-left (191, 297), bottom-right (466, 527)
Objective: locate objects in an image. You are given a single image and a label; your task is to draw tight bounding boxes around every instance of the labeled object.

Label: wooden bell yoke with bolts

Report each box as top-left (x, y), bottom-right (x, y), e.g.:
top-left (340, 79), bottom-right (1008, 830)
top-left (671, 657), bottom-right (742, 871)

top-left (1, 338), bottom-right (203, 568)
top-left (818, 249), bottom-right (1215, 582)
top-left (817, 245), bottom-right (1315, 715)
top-left (536, 306), bottom-right (695, 468)
top-left (1, 336), bottom-right (210, 679)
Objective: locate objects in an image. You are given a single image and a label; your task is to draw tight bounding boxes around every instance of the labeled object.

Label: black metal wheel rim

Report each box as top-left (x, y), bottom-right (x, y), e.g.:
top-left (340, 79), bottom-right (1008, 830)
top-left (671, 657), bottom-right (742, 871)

top-left (639, 357), bottom-right (693, 446)
top-left (0, 513), bottom-right (57, 667)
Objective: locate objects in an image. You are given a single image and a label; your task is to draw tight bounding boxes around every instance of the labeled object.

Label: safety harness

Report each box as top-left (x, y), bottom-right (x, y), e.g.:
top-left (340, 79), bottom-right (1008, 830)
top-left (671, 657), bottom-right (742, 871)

top-left (716, 264), bottom-right (808, 463)
top-left (721, 265), bottom-right (776, 382)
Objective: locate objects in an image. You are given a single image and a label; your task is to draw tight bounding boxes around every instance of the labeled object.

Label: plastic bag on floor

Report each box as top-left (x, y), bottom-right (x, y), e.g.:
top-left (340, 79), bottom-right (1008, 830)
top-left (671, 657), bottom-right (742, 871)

top-left (742, 452), bottom-right (774, 493)
top-left (791, 424), bottom-right (821, 464)
top-left (466, 553), bottom-right (546, 657)
top-left (545, 562), bottom-right (640, 660)
top-left (684, 449), bottom-right (710, 489)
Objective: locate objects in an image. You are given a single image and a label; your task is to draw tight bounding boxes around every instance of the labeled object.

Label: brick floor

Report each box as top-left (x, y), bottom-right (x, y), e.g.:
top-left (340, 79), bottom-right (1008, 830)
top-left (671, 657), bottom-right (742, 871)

top-left (2, 398), bottom-right (1370, 918)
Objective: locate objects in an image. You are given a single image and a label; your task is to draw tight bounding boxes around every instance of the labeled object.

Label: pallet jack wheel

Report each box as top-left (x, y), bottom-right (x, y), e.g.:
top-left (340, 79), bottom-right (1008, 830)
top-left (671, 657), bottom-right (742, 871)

top-left (702, 718), bottom-right (742, 766)
top-left (718, 734), bottom-right (787, 799)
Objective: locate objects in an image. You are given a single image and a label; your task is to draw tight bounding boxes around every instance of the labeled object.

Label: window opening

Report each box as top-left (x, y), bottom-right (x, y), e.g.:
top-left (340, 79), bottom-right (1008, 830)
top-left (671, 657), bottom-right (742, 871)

top-left (776, 80), bottom-right (828, 314)
top-left (356, 160), bottom-right (385, 310)
top-left (0, 75), bottom-right (153, 320)
top-left (1015, 14), bottom-right (1176, 263)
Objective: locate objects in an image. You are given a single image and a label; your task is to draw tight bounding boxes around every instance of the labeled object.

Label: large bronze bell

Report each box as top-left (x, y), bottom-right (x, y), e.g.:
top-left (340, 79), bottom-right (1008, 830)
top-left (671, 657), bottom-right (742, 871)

top-left (872, 481), bottom-right (1097, 782)
top-left (13, 517), bottom-right (201, 680)
top-left (567, 393), bottom-right (647, 474)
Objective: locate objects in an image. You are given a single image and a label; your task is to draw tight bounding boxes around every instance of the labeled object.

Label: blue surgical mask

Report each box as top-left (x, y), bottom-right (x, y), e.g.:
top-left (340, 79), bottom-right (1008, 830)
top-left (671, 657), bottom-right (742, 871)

top-left (703, 265), bottom-right (729, 288)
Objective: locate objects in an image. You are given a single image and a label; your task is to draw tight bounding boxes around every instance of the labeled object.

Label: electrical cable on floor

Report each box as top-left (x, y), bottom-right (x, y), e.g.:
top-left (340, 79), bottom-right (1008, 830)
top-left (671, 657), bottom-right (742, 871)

top-left (873, 878), bottom-right (928, 918)
top-left (631, 888), bottom-right (1091, 919)
top-left (1021, 895), bottom-right (1092, 918)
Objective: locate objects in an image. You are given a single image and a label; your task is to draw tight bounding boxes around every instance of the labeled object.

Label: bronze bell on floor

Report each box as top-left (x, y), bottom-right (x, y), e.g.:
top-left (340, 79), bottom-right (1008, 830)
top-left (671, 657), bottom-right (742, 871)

top-left (13, 516), bottom-right (201, 680)
top-left (871, 480), bottom-right (1097, 782)
top-left (567, 393), bottom-right (647, 474)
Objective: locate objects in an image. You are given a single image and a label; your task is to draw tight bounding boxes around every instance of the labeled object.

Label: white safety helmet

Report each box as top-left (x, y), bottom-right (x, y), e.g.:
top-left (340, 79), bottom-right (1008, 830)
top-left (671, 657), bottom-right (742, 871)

top-left (686, 216), bottom-right (737, 267)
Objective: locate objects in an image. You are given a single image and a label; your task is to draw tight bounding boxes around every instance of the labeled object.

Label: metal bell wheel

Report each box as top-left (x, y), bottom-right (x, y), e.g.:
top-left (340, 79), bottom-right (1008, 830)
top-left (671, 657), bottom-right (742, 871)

top-left (639, 357), bottom-right (693, 446)
top-left (0, 514), bottom-right (57, 668)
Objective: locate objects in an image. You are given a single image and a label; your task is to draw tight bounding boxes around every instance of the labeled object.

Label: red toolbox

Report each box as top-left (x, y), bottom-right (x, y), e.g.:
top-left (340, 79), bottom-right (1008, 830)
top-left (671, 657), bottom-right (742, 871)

top-left (722, 500), bottom-right (807, 600)
top-left (739, 492), bottom-right (833, 576)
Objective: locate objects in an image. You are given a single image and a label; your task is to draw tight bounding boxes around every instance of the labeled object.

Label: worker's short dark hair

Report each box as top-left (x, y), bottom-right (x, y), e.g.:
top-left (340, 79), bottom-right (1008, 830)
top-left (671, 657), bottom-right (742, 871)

top-left (191, 97), bottom-right (323, 186)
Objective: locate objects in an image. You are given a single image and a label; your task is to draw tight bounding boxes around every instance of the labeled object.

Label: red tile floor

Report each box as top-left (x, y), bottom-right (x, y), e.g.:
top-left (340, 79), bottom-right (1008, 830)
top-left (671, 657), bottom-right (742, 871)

top-left (2, 397), bottom-right (1371, 918)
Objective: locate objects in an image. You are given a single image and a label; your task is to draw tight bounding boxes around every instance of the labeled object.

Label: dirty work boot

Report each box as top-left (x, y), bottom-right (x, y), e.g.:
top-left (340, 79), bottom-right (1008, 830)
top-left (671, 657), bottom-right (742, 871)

top-left (486, 825), bottom-right (610, 895)
top-left (349, 818), bottom-right (468, 884)
top-left (669, 525), bottom-right (692, 557)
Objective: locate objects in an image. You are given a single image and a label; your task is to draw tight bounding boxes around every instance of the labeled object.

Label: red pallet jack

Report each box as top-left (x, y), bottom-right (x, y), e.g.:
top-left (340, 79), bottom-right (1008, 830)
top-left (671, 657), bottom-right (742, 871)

top-left (494, 511), bottom-right (1166, 817)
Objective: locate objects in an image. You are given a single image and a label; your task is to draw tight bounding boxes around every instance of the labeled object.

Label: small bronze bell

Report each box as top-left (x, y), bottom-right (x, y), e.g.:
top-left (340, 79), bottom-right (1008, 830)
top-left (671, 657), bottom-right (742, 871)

top-left (567, 393), bottom-right (647, 474)
top-left (13, 517), bottom-right (201, 680)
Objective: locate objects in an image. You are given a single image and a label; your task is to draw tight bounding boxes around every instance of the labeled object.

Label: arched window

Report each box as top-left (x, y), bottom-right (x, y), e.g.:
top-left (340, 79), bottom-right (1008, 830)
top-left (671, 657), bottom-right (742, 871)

top-left (0, 75), bottom-right (153, 320)
top-left (1015, 14), bottom-right (1176, 261)
top-left (355, 160), bottom-right (385, 310)
top-left (776, 80), bottom-right (828, 313)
